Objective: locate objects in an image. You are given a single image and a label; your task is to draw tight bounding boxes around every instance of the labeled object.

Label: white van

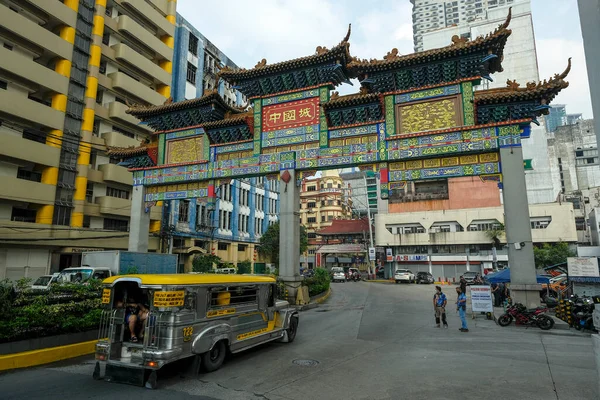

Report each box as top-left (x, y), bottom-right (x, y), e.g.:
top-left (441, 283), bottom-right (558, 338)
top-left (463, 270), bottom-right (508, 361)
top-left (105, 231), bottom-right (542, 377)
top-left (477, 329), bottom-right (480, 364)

top-left (215, 267), bottom-right (237, 274)
top-left (57, 267), bottom-right (113, 283)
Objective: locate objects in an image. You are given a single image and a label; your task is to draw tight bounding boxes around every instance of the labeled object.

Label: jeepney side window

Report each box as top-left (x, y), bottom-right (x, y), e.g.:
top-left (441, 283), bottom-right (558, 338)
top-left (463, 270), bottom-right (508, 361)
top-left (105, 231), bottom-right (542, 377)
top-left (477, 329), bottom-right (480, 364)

top-left (184, 290), bottom-right (197, 310)
top-left (229, 285), bottom-right (258, 305)
top-left (209, 287), bottom-right (230, 308)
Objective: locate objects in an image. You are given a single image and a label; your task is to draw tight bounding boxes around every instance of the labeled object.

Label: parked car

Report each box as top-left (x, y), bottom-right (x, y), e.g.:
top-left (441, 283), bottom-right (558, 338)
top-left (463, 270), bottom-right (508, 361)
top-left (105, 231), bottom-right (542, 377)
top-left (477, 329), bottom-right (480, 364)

top-left (416, 271), bottom-right (434, 284)
top-left (31, 274), bottom-right (59, 291)
top-left (394, 269), bottom-right (415, 284)
top-left (462, 271), bottom-right (479, 285)
top-left (331, 267), bottom-right (346, 283)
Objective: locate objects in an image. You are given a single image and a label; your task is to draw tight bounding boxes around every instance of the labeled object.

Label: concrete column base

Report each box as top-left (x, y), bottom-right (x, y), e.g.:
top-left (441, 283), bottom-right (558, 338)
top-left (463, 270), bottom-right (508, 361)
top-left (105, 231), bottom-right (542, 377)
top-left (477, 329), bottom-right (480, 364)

top-left (280, 275), bottom-right (304, 305)
top-left (510, 284), bottom-right (542, 308)
top-left (593, 334), bottom-right (600, 396)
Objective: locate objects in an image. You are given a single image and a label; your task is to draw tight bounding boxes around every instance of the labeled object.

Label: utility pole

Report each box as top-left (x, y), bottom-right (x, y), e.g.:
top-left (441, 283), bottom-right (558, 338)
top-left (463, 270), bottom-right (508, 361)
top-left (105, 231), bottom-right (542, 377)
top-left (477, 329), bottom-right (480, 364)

top-left (363, 173), bottom-right (376, 280)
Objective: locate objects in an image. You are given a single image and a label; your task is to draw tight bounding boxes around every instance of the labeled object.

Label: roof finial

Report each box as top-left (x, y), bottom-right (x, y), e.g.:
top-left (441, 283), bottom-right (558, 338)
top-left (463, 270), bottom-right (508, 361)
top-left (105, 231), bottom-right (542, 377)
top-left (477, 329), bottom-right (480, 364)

top-left (555, 57), bottom-right (572, 80)
top-left (500, 7), bottom-right (512, 29)
top-left (343, 23), bottom-right (351, 43)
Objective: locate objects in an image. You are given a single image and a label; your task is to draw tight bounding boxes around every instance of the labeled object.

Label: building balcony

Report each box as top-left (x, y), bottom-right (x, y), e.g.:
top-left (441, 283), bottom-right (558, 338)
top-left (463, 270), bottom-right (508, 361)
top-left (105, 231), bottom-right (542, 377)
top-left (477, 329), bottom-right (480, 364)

top-left (0, 3), bottom-right (72, 61)
top-left (24, 0), bottom-right (77, 31)
top-left (118, 0), bottom-right (175, 37)
top-left (117, 15), bottom-right (172, 61)
top-left (108, 71), bottom-right (166, 106)
top-left (102, 131), bottom-right (140, 148)
top-left (96, 196), bottom-right (161, 219)
top-left (96, 196), bottom-right (131, 217)
top-left (0, 134), bottom-right (60, 167)
top-left (0, 89), bottom-right (64, 130)
top-left (391, 192), bottom-right (450, 203)
top-left (87, 168), bottom-right (104, 184)
top-left (112, 43), bottom-right (171, 86)
top-left (0, 176), bottom-right (55, 205)
top-left (0, 46), bottom-right (69, 96)
top-left (108, 101), bottom-right (152, 132)
top-left (99, 163), bottom-right (133, 186)
top-left (147, 0), bottom-right (169, 15)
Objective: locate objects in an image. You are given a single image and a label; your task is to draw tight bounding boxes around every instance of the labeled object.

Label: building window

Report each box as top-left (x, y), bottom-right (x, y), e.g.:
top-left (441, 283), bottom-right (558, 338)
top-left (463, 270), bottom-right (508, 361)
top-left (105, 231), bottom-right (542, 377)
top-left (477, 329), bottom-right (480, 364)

top-left (321, 215), bottom-right (325, 222)
top-left (102, 32), bottom-right (110, 45)
top-left (3, 43), bottom-right (13, 50)
top-left (575, 217), bottom-right (586, 231)
top-left (11, 208), bottom-right (36, 223)
top-left (83, 215), bottom-right (91, 228)
top-left (186, 62), bottom-right (197, 83)
top-left (188, 33), bottom-right (199, 56)
top-left (0, 80), bottom-right (7, 90)
top-left (17, 168), bottom-right (42, 182)
top-left (106, 187), bottom-right (129, 199)
top-left (103, 218), bottom-right (128, 231)
top-left (53, 206), bottom-right (72, 226)
top-left (307, 233), bottom-right (317, 239)
top-left (307, 186), bottom-right (316, 192)
top-left (178, 200), bottom-right (190, 223)
top-left (218, 242), bottom-right (228, 251)
top-left (99, 60), bottom-right (107, 75)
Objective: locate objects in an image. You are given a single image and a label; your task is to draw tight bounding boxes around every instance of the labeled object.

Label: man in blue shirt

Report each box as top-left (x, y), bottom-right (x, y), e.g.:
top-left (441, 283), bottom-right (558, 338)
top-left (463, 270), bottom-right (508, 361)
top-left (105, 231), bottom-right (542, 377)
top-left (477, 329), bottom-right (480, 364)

top-left (456, 286), bottom-right (468, 332)
top-left (433, 286), bottom-right (448, 328)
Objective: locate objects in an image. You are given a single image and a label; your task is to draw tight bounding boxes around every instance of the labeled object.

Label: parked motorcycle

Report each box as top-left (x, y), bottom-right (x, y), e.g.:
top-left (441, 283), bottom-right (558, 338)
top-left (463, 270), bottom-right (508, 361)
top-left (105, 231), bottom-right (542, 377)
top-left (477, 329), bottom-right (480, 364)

top-left (569, 297), bottom-right (596, 332)
top-left (498, 303), bottom-right (555, 330)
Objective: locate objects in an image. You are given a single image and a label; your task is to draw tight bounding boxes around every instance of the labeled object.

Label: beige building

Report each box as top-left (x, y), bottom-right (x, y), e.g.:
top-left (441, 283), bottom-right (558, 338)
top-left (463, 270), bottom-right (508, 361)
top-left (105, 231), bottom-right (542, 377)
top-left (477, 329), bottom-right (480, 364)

top-left (299, 170), bottom-right (353, 268)
top-left (0, 0), bottom-right (175, 280)
top-left (375, 202), bottom-right (578, 280)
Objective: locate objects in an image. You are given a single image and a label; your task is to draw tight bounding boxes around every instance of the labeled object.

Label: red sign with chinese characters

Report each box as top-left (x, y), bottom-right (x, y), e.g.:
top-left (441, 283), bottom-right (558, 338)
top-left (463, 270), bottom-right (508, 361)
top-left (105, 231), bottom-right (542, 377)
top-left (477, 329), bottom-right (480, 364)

top-left (262, 97), bottom-right (319, 132)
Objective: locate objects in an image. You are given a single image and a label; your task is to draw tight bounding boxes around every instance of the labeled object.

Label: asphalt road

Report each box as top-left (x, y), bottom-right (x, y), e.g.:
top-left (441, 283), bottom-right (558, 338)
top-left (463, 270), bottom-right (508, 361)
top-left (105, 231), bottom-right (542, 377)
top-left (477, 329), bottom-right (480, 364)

top-left (0, 282), bottom-right (597, 400)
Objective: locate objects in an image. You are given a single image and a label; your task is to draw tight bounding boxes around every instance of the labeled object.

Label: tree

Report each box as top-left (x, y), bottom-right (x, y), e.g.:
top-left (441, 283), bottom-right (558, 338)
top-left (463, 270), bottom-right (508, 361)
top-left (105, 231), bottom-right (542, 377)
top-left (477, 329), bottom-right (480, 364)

top-left (485, 223), bottom-right (505, 248)
top-left (257, 221), bottom-right (308, 266)
top-left (237, 260), bottom-right (252, 274)
top-left (192, 254), bottom-right (221, 273)
top-left (533, 242), bottom-right (576, 270)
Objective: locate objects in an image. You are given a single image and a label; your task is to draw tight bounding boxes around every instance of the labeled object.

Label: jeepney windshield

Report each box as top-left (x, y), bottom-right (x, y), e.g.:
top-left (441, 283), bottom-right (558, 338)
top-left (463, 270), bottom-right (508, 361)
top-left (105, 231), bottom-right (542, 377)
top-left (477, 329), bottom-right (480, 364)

top-left (57, 268), bottom-right (94, 283)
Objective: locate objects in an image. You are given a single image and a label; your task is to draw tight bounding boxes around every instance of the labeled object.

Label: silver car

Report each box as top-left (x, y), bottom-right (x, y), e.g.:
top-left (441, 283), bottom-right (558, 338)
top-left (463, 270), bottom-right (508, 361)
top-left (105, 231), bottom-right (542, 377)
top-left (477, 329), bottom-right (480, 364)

top-left (331, 267), bottom-right (346, 283)
top-left (394, 269), bottom-right (415, 284)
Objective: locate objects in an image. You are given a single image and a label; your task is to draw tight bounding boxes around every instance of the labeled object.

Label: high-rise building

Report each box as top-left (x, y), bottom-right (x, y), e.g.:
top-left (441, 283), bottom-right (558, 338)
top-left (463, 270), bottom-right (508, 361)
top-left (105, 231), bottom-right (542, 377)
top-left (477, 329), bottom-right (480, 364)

top-left (411, 0), bottom-right (520, 52)
top-left (299, 171), bottom-right (353, 269)
top-left (419, 1), bottom-right (562, 205)
top-left (578, 0), bottom-right (600, 155)
top-left (340, 170), bottom-right (380, 218)
top-left (548, 119), bottom-right (600, 244)
top-left (545, 104), bottom-right (568, 133)
top-left (0, 0), bottom-right (176, 280)
top-left (163, 14), bottom-right (278, 272)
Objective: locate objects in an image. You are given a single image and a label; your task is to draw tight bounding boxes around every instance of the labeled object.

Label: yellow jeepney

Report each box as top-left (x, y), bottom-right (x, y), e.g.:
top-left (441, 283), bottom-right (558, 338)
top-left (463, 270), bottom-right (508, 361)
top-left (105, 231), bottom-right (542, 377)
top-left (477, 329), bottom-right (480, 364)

top-left (93, 274), bottom-right (298, 388)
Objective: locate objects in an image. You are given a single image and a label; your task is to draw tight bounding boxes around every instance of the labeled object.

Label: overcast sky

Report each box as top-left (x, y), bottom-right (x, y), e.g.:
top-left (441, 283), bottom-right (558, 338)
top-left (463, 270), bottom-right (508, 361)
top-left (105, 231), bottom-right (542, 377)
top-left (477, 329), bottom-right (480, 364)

top-left (177, 0), bottom-right (592, 119)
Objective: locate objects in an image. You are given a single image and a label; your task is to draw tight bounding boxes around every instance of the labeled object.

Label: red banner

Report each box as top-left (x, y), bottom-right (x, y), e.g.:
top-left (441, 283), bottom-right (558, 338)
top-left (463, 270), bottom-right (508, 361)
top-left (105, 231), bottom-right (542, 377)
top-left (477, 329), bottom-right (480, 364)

top-left (262, 97), bottom-right (319, 132)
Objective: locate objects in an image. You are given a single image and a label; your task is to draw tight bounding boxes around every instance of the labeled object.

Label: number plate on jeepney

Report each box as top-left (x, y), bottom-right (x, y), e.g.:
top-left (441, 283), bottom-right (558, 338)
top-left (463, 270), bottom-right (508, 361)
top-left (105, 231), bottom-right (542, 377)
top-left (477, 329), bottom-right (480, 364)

top-left (183, 326), bottom-right (193, 342)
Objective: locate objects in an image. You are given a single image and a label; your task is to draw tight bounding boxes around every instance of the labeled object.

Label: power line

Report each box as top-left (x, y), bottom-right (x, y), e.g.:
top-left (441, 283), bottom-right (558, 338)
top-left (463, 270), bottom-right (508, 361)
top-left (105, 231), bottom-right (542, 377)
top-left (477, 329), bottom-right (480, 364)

top-left (0, 234), bottom-right (129, 242)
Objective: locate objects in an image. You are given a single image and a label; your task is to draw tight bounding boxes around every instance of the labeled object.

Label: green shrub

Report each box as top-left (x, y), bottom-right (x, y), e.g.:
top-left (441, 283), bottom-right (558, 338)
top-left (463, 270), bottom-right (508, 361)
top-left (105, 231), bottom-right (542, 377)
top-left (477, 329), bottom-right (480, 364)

top-left (303, 268), bottom-right (330, 297)
top-left (237, 260), bottom-right (252, 274)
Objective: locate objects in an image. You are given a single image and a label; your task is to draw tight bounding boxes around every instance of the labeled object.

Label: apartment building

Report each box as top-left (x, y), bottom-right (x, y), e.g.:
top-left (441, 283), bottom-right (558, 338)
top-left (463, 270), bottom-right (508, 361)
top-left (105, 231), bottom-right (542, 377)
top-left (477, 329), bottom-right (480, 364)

top-left (411, 0), bottom-right (520, 52)
top-left (548, 119), bottom-right (600, 244)
top-left (300, 170), bottom-right (353, 268)
top-left (0, 0), bottom-right (175, 280)
top-left (376, 202), bottom-right (578, 281)
top-left (339, 170), bottom-right (383, 218)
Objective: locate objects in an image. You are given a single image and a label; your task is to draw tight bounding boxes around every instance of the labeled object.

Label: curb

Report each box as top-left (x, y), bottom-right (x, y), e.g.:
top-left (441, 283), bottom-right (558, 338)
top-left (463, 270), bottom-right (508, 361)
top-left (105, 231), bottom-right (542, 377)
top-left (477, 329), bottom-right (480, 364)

top-left (314, 288), bottom-right (331, 304)
top-left (434, 282), bottom-right (453, 285)
top-left (0, 339), bottom-right (97, 372)
top-left (366, 280), bottom-right (394, 284)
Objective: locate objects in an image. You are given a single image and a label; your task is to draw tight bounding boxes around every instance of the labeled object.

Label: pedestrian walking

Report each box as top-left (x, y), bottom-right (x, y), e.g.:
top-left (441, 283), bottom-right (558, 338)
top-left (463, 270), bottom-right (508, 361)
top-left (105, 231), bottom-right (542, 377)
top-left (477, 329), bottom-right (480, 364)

top-left (433, 286), bottom-right (448, 328)
top-left (456, 287), bottom-right (468, 332)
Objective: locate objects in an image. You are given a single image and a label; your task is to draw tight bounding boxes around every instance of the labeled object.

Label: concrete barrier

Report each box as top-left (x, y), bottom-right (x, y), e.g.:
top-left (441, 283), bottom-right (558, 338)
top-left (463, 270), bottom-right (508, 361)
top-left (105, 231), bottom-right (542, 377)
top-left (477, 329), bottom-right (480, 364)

top-left (0, 339), bottom-right (97, 371)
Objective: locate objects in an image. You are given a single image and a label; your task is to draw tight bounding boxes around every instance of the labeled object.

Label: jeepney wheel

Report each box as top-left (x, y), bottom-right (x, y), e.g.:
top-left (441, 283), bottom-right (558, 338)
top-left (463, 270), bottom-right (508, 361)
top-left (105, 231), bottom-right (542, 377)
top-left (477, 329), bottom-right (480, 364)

top-left (202, 341), bottom-right (226, 372)
top-left (286, 316), bottom-right (299, 343)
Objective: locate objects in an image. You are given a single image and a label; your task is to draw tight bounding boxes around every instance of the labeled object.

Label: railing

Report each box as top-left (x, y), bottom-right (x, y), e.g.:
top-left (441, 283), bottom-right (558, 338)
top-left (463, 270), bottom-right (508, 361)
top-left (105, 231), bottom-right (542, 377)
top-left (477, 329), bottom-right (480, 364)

top-left (144, 311), bottom-right (165, 350)
top-left (98, 309), bottom-right (121, 341)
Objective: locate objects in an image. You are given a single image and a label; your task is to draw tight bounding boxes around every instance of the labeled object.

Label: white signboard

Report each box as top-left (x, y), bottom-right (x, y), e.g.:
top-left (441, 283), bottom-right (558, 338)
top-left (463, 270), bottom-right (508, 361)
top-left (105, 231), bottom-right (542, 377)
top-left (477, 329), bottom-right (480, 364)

top-left (470, 285), bottom-right (493, 313)
top-left (567, 257), bottom-right (600, 277)
top-left (369, 247), bottom-right (376, 261)
top-left (394, 254), bottom-right (428, 262)
top-left (386, 248), bottom-right (393, 262)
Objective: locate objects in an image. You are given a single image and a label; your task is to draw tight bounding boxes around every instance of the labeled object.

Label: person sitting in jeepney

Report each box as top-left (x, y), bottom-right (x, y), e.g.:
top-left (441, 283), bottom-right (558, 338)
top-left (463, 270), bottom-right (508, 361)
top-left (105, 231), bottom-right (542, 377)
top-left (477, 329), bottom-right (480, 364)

top-left (116, 298), bottom-right (149, 342)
